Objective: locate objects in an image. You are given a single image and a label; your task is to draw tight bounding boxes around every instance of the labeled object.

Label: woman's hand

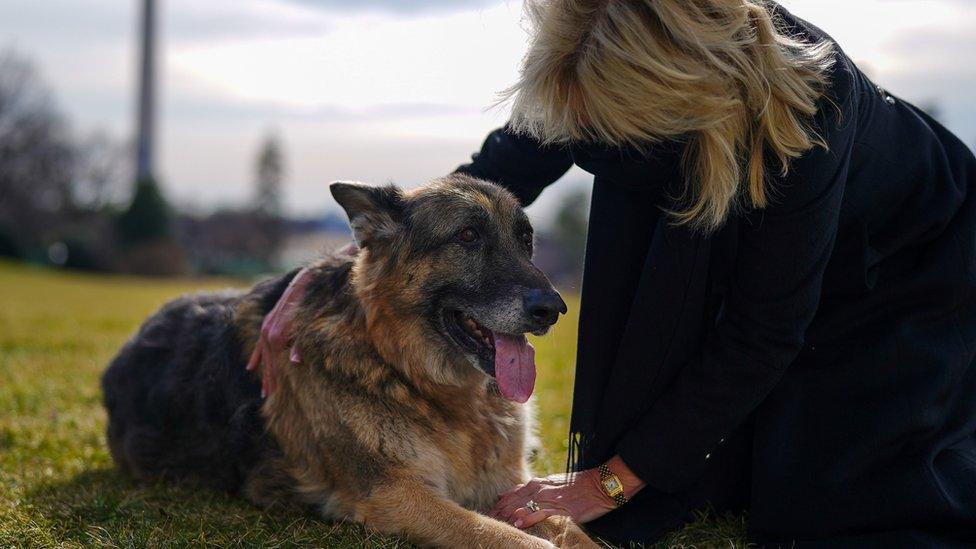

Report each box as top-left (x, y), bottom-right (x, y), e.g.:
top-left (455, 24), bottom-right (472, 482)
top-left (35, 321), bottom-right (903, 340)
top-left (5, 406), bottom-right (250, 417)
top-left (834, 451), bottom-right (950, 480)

top-left (490, 456), bottom-right (646, 529)
top-left (489, 470), bottom-right (614, 529)
top-left (245, 243), bottom-right (358, 397)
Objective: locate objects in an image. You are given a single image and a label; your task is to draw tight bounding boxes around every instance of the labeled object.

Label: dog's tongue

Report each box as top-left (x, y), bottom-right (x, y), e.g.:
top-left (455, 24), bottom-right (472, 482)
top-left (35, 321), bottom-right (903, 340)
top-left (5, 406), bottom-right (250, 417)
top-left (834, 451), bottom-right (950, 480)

top-left (493, 333), bottom-right (536, 403)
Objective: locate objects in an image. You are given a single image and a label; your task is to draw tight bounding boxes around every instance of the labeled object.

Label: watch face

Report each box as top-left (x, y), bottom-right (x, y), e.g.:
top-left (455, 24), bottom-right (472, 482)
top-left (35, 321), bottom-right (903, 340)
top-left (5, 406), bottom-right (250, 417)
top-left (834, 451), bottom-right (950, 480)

top-left (603, 478), bottom-right (620, 493)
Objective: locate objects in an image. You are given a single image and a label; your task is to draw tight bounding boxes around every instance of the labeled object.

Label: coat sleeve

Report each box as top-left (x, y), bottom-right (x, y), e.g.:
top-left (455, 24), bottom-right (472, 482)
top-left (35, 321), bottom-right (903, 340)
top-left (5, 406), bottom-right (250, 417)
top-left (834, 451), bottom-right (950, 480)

top-left (616, 63), bottom-right (859, 493)
top-left (455, 125), bottom-right (574, 206)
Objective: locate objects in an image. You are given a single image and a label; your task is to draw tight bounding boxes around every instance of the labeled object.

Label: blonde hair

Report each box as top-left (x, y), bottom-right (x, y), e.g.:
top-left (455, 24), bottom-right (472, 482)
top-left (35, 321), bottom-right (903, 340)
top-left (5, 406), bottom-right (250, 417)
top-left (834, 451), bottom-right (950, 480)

top-left (503, 0), bottom-right (836, 230)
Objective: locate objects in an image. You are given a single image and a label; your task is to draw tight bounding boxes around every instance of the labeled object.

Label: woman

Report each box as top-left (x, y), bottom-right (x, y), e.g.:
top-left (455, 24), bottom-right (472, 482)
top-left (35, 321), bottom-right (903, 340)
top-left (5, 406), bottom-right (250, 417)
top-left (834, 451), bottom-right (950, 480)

top-left (251, 1), bottom-right (976, 546)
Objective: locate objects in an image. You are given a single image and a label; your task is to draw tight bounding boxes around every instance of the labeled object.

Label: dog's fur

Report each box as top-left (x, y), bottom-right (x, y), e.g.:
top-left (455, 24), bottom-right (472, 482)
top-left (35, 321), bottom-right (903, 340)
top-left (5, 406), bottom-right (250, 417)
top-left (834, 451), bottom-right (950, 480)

top-left (102, 175), bottom-right (598, 548)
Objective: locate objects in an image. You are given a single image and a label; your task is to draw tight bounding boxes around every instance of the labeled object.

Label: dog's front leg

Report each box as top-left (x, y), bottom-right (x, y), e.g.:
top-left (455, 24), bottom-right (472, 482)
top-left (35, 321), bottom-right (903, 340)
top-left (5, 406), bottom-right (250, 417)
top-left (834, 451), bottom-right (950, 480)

top-left (528, 516), bottom-right (603, 549)
top-left (357, 477), bottom-right (556, 548)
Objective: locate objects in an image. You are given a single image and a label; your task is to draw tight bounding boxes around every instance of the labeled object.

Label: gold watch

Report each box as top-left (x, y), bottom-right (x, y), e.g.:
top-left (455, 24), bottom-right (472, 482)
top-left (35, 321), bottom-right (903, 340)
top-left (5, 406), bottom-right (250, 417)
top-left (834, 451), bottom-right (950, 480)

top-left (597, 464), bottom-right (628, 507)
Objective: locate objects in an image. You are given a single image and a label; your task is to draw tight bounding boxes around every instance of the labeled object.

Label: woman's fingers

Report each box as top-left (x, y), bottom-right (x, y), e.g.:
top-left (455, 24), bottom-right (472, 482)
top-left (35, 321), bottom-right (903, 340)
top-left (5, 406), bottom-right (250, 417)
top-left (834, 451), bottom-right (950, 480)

top-left (494, 470), bottom-right (617, 528)
top-left (492, 499), bottom-right (524, 523)
top-left (490, 481), bottom-right (541, 518)
top-left (511, 505), bottom-right (559, 529)
top-left (493, 492), bottom-right (544, 522)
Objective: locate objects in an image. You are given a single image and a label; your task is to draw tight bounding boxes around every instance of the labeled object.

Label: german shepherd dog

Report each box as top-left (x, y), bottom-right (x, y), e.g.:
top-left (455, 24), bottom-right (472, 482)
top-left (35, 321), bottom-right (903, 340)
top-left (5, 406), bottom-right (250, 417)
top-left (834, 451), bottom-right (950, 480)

top-left (102, 175), bottom-right (599, 548)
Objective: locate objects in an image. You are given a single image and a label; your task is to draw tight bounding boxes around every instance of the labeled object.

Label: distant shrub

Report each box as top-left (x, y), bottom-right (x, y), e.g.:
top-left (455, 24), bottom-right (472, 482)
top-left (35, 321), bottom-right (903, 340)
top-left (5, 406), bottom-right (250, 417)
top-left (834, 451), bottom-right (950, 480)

top-left (0, 227), bottom-right (23, 259)
top-left (120, 238), bottom-right (189, 277)
top-left (113, 177), bottom-right (188, 276)
top-left (59, 238), bottom-right (106, 271)
top-left (115, 177), bottom-right (172, 246)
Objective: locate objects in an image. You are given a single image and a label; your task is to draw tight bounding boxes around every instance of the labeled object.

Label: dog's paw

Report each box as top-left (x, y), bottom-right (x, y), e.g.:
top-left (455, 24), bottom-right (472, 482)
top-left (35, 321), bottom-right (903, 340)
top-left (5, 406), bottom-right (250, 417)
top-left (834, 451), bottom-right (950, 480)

top-left (552, 528), bottom-right (603, 549)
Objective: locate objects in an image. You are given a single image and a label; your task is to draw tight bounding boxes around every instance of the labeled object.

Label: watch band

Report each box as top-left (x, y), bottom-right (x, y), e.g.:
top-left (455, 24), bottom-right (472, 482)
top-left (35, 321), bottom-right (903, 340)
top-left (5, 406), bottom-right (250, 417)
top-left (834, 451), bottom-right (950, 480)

top-left (597, 464), bottom-right (629, 507)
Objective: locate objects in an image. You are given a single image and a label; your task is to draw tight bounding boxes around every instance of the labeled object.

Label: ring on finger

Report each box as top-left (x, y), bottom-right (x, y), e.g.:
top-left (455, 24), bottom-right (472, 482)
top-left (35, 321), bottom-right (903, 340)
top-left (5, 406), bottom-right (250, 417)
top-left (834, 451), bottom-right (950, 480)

top-left (525, 500), bottom-right (541, 513)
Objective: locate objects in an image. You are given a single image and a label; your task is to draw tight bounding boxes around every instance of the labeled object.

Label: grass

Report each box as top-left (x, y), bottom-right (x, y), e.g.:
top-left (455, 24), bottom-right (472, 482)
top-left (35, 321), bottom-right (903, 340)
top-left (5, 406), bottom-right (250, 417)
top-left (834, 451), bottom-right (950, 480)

top-left (0, 260), bottom-right (748, 548)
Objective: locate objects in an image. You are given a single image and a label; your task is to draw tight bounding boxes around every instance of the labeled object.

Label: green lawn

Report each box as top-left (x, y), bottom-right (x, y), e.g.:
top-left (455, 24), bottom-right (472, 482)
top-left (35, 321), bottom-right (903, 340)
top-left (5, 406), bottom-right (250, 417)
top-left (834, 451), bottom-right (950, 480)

top-left (0, 260), bottom-right (747, 547)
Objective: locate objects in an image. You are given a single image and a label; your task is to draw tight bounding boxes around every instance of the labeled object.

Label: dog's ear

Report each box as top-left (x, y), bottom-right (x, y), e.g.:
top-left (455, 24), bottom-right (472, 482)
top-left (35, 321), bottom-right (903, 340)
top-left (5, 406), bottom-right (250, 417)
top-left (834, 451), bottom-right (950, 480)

top-left (330, 181), bottom-right (405, 248)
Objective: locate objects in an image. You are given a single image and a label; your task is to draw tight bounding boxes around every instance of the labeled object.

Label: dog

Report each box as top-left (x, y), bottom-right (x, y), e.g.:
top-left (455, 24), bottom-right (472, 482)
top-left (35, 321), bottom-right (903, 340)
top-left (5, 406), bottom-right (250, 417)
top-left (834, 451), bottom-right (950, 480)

top-left (102, 174), bottom-right (599, 548)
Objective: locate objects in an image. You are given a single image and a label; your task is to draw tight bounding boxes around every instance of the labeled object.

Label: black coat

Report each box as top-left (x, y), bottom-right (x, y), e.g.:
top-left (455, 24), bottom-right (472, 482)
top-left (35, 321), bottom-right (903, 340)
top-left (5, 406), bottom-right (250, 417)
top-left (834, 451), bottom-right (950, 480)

top-left (458, 5), bottom-right (976, 547)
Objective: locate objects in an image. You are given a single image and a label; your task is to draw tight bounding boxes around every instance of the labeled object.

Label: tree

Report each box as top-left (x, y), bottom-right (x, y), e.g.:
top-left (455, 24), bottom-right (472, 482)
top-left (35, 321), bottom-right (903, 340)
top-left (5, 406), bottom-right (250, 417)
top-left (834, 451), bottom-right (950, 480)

top-left (0, 48), bottom-right (175, 273)
top-left (74, 130), bottom-right (128, 211)
top-left (0, 50), bottom-right (75, 258)
top-left (113, 176), bottom-right (187, 276)
top-left (115, 176), bottom-right (172, 245)
top-left (251, 132), bottom-right (286, 269)
top-left (254, 133), bottom-right (284, 217)
top-left (552, 188), bottom-right (590, 265)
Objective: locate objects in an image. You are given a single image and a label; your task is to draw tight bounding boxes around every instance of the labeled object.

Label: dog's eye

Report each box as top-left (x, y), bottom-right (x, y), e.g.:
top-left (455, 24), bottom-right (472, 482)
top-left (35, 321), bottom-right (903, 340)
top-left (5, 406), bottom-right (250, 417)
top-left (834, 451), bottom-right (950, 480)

top-left (521, 230), bottom-right (533, 248)
top-left (456, 227), bottom-right (479, 244)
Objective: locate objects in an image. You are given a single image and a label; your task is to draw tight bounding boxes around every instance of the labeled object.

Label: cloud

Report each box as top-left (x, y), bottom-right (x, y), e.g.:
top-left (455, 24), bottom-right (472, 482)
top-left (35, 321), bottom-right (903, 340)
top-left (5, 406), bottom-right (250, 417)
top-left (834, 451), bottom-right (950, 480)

top-left (167, 1), bottom-right (332, 43)
top-left (0, 0), bottom-right (330, 48)
top-left (167, 3), bottom-right (528, 114)
top-left (0, 0), bottom-right (129, 47)
top-left (166, 93), bottom-right (477, 124)
top-left (282, 0), bottom-right (502, 15)
top-left (884, 29), bottom-right (976, 73)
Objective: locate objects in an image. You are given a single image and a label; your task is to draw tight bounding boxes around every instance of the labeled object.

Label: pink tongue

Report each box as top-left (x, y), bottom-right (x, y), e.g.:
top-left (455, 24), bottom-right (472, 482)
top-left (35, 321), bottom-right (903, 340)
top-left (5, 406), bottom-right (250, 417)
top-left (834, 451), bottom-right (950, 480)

top-left (492, 333), bottom-right (536, 403)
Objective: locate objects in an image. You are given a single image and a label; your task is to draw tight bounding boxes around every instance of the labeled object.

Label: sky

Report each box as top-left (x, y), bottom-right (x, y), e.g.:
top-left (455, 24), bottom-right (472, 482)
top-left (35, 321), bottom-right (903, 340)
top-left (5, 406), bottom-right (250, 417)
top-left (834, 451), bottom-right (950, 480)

top-left (1, 0), bottom-right (974, 226)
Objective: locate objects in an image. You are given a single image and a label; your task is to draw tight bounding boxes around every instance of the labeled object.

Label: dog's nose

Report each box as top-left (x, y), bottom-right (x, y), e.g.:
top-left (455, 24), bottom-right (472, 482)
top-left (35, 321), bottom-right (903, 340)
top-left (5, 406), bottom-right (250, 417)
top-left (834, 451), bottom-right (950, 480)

top-left (523, 289), bottom-right (567, 327)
